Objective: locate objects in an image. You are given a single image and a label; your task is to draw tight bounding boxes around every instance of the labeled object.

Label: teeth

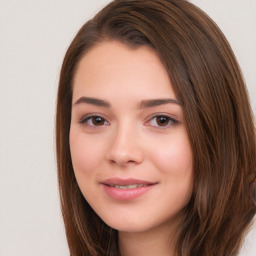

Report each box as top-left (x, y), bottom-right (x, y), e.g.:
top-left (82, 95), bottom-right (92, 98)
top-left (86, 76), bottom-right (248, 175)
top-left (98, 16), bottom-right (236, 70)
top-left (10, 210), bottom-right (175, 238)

top-left (109, 184), bottom-right (146, 189)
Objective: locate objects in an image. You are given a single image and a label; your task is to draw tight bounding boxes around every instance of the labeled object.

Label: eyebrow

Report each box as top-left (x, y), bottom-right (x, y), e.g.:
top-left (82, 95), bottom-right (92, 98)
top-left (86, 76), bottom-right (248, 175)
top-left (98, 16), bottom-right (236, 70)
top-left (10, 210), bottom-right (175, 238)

top-left (73, 96), bottom-right (182, 108)
top-left (138, 98), bottom-right (182, 108)
top-left (74, 97), bottom-right (111, 107)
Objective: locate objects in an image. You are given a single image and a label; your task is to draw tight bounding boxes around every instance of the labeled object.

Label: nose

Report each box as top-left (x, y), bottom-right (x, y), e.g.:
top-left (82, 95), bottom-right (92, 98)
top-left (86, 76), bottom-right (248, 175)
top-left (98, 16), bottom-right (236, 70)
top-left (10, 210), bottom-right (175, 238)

top-left (105, 123), bottom-right (144, 167)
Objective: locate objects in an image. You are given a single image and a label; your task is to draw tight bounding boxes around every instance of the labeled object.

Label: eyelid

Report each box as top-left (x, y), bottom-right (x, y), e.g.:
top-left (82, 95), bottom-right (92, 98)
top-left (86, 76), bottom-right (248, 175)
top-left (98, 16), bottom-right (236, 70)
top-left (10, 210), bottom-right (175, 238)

top-left (78, 113), bottom-right (179, 128)
top-left (79, 113), bottom-right (110, 126)
top-left (145, 114), bottom-right (178, 128)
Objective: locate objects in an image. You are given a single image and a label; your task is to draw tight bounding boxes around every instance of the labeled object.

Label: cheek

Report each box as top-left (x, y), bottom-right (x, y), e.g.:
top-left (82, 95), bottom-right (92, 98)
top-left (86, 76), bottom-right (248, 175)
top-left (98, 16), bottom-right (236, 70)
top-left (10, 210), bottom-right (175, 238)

top-left (69, 131), bottom-right (102, 179)
top-left (151, 133), bottom-right (192, 170)
top-left (149, 131), bottom-right (193, 189)
top-left (69, 131), bottom-right (105, 203)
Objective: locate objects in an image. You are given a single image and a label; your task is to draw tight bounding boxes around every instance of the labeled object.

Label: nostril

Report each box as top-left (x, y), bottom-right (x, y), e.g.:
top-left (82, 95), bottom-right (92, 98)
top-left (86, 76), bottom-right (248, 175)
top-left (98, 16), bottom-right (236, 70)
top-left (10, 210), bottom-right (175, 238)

top-left (107, 150), bottom-right (144, 166)
top-left (105, 135), bottom-right (144, 166)
top-left (108, 158), bottom-right (137, 166)
top-left (127, 160), bottom-right (136, 164)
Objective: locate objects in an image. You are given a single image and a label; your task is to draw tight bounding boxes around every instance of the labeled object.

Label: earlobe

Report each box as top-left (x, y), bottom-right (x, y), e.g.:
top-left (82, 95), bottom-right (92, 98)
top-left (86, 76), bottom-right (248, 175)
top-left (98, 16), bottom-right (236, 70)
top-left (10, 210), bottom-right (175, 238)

top-left (250, 179), bottom-right (256, 206)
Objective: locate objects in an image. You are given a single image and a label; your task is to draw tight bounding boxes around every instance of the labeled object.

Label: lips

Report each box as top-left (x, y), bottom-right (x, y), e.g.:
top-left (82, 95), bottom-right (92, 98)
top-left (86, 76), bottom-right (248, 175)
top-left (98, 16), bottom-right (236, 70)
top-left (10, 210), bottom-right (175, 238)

top-left (100, 178), bottom-right (158, 200)
top-left (108, 184), bottom-right (146, 189)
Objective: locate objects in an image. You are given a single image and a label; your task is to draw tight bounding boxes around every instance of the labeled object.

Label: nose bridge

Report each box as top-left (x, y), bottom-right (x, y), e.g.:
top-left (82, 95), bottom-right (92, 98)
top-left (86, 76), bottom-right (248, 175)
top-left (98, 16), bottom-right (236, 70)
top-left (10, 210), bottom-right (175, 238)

top-left (106, 119), bottom-right (144, 166)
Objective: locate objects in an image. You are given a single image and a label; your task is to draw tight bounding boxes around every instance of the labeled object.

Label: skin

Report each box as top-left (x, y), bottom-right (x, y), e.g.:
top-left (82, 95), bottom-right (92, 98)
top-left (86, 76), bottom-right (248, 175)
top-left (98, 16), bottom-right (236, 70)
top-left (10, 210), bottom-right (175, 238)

top-left (69, 41), bottom-right (194, 256)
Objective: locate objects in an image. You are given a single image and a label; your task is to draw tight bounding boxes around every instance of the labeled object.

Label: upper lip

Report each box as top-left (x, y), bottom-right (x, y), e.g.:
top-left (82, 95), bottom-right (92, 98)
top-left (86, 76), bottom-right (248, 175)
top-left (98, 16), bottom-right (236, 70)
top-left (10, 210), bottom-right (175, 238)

top-left (101, 178), bottom-right (158, 186)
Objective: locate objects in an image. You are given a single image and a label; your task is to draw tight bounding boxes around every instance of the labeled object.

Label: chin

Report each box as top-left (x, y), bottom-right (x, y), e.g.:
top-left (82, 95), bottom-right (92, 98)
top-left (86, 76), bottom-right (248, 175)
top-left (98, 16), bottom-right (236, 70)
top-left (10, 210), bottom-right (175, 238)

top-left (101, 214), bottom-right (163, 234)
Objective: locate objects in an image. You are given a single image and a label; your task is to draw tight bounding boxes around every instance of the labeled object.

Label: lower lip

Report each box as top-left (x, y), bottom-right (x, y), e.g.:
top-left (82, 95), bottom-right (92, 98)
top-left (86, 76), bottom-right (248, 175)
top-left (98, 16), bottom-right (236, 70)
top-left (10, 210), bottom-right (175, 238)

top-left (102, 184), bottom-right (156, 201)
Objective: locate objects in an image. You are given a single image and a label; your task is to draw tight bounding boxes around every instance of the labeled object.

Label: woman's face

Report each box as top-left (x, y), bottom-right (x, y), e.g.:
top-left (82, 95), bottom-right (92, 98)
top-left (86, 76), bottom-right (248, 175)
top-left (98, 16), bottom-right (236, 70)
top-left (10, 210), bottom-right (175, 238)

top-left (69, 41), bottom-right (193, 234)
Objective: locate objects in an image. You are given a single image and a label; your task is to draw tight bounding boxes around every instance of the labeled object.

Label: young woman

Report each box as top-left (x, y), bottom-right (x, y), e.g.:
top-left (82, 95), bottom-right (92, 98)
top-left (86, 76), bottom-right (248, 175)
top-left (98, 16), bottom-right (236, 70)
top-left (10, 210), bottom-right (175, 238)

top-left (56, 0), bottom-right (256, 255)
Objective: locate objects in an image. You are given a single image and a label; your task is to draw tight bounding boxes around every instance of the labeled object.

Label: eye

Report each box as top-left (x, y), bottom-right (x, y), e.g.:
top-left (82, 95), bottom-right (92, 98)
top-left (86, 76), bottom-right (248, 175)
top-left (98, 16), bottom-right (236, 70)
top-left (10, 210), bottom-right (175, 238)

top-left (146, 115), bottom-right (177, 128)
top-left (80, 115), bottom-right (109, 127)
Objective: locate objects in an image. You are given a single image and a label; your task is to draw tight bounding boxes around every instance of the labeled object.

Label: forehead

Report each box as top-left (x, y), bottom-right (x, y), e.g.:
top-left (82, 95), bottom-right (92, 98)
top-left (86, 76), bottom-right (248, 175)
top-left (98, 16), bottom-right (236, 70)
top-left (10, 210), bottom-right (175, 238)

top-left (72, 41), bottom-right (176, 102)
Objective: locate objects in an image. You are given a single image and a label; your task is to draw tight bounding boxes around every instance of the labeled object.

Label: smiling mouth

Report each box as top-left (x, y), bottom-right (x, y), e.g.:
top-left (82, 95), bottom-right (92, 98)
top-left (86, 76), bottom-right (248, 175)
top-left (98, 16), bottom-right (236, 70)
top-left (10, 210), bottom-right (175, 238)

top-left (101, 178), bottom-right (157, 189)
top-left (108, 184), bottom-right (147, 189)
top-left (101, 178), bottom-right (157, 200)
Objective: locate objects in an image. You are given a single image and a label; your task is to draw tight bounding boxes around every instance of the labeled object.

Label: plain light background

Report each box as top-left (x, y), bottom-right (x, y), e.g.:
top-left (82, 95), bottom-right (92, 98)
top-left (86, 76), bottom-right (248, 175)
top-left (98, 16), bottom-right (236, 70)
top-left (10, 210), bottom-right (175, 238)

top-left (0, 0), bottom-right (255, 255)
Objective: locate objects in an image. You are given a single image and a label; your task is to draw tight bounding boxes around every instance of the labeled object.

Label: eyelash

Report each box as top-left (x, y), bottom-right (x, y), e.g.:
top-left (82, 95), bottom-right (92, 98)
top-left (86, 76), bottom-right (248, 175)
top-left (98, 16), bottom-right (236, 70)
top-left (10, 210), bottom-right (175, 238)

top-left (79, 115), bottom-right (110, 127)
top-left (79, 114), bottom-right (178, 128)
top-left (145, 115), bottom-right (178, 128)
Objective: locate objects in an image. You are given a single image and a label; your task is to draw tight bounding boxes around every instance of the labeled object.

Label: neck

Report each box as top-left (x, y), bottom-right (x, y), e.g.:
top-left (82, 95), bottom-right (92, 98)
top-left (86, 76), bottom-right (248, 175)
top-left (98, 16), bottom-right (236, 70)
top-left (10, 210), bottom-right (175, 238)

top-left (118, 219), bottom-right (178, 256)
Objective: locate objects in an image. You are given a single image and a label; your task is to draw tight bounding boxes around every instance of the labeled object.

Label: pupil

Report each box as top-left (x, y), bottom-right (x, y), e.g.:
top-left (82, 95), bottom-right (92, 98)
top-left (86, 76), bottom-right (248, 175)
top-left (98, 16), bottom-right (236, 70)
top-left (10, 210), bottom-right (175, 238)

top-left (157, 116), bottom-right (168, 126)
top-left (93, 117), bottom-right (104, 125)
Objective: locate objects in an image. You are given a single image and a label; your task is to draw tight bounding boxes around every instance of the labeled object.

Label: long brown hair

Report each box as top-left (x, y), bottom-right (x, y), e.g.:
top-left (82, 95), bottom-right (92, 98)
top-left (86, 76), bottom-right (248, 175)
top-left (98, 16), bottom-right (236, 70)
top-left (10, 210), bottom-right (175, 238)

top-left (56, 0), bottom-right (256, 255)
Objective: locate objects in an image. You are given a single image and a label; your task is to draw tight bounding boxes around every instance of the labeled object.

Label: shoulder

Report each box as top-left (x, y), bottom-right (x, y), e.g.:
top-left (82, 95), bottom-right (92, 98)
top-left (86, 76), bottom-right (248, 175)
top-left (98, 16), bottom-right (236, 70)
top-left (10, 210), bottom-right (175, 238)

top-left (239, 217), bottom-right (256, 256)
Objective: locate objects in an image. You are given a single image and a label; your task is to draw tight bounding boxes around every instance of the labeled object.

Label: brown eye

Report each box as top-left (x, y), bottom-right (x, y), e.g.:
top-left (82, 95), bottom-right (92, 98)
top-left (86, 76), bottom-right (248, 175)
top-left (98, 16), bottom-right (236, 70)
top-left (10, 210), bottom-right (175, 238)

top-left (156, 116), bottom-right (170, 126)
top-left (92, 116), bottom-right (105, 126)
top-left (146, 115), bottom-right (177, 128)
top-left (80, 115), bottom-right (109, 127)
